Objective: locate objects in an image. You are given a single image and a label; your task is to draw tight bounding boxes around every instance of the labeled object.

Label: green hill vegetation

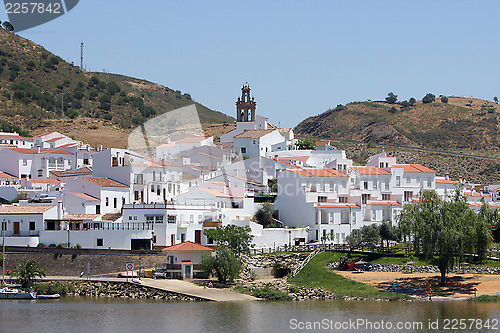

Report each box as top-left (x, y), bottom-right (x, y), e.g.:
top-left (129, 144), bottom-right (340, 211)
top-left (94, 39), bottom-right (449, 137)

top-left (295, 96), bottom-right (500, 151)
top-left (0, 28), bottom-right (233, 138)
top-left (295, 95), bottom-right (500, 183)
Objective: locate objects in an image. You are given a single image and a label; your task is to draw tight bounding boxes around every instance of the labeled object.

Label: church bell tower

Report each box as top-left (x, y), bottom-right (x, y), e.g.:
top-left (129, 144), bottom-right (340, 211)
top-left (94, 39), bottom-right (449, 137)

top-left (236, 83), bottom-right (256, 122)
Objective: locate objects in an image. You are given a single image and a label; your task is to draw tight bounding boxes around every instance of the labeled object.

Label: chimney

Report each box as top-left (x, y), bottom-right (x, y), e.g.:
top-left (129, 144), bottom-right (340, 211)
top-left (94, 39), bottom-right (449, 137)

top-left (459, 175), bottom-right (463, 183)
top-left (445, 172), bottom-right (450, 180)
top-left (99, 145), bottom-right (103, 152)
top-left (36, 146), bottom-right (41, 153)
top-left (57, 200), bottom-right (63, 220)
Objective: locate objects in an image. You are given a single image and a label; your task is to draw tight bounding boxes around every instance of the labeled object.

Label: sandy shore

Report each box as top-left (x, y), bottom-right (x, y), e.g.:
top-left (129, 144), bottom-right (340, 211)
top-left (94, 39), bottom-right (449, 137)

top-left (335, 270), bottom-right (500, 299)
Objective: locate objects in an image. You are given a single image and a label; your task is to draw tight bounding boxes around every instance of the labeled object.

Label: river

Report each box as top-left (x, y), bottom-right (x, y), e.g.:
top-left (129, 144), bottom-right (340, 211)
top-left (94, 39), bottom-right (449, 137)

top-left (1, 297), bottom-right (500, 332)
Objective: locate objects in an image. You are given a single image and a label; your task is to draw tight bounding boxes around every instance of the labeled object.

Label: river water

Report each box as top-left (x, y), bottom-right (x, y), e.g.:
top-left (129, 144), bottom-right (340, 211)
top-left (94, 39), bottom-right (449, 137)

top-left (1, 297), bottom-right (500, 333)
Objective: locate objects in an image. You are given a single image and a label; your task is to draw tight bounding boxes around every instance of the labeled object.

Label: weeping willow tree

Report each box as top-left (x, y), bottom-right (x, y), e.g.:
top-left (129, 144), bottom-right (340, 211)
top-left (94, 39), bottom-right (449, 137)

top-left (399, 190), bottom-right (491, 286)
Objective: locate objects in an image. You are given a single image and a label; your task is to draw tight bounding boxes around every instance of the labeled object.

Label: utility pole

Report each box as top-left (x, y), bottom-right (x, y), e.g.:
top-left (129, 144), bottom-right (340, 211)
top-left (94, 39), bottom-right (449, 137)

top-left (80, 42), bottom-right (84, 70)
top-left (61, 92), bottom-right (64, 116)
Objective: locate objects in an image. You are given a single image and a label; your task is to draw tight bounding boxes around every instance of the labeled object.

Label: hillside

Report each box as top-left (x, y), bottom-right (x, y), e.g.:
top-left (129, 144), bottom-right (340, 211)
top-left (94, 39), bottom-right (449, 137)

top-left (0, 28), bottom-right (233, 144)
top-left (295, 97), bottom-right (500, 152)
top-left (294, 97), bottom-right (500, 183)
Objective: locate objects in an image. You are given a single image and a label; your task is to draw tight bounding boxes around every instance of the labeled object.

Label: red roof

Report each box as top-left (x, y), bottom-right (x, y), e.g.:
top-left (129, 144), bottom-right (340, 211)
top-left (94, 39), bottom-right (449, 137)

top-left (28, 178), bottom-right (60, 185)
top-left (162, 241), bottom-right (214, 252)
top-left (368, 201), bottom-right (401, 206)
top-left (393, 164), bottom-right (435, 173)
top-left (8, 148), bottom-right (73, 155)
top-left (436, 178), bottom-right (459, 184)
top-left (277, 156), bottom-right (310, 162)
top-left (288, 168), bottom-right (348, 178)
top-left (0, 171), bottom-right (17, 179)
top-left (314, 204), bottom-right (360, 209)
top-left (81, 177), bottom-right (128, 187)
top-left (350, 166), bottom-right (391, 175)
top-left (69, 192), bottom-right (100, 201)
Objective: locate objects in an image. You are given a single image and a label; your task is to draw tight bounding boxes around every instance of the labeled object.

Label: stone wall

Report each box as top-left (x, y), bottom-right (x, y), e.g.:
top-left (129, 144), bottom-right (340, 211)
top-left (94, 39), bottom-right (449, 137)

top-left (4, 251), bottom-right (167, 276)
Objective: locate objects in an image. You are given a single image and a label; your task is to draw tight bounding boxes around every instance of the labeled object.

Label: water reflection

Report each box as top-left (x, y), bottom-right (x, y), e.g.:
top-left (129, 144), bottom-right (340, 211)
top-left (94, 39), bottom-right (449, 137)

top-left (1, 297), bottom-right (500, 333)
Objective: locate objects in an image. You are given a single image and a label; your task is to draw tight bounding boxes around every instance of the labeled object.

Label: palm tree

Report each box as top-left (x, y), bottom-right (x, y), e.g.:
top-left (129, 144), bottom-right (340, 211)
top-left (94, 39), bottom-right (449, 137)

top-left (12, 260), bottom-right (45, 289)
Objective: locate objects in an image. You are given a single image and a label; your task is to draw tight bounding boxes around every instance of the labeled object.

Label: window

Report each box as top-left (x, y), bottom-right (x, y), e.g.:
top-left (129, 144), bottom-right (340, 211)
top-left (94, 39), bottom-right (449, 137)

top-left (106, 197), bottom-right (109, 206)
top-left (133, 216), bottom-right (137, 220)
top-left (371, 210), bottom-right (376, 221)
top-left (427, 179), bottom-right (432, 188)
top-left (241, 147), bottom-right (246, 154)
top-left (318, 196), bottom-right (327, 203)
top-left (157, 187), bottom-right (161, 196)
top-left (382, 194), bottom-right (391, 201)
top-left (338, 196), bottom-right (348, 203)
top-left (133, 174), bottom-right (143, 185)
top-left (23, 159), bottom-right (27, 166)
top-left (129, 216), bottom-right (132, 220)
top-left (151, 185), bottom-right (155, 192)
top-left (404, 191), bottom-right (413, 202)
top-left (363, 181), bottom-right (368, 190)
top-left (96, 238), bottom-right (103, 247)
top-left (29, 222), bottom-right (35, 231)
top-left (396, 176), bottom-right (401, 187)
top-left (146, 216), bottom-right (155, 222)
top-left (362, 194), bottom-right (370, 204)
top-left (385, 181), bottom-right (390, 190)
top-left (155, 216), bottom-right (163, 223)
top-left (406, 177), bottom-right (411, 184)
top-left (37, 169), bottom-right (43, 177)
top-left (167, 215), bottom-right (176, 223)
top-left (113, 197), bottom-right (117, 208)
top-left (112, 157), bottom-right (118, 167)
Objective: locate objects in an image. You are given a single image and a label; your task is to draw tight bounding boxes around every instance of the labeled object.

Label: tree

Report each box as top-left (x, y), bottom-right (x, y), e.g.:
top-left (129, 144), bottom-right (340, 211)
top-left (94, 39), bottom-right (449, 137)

top-left (494, 96), bottom-right (499, 104)
top-left (12, 260), bottom-right (45, 289)
top-left (385, 92), bottom-right (397, 104)
top-left (388, 106), bottom-right (397, 114)
top-left (441, 96), bottom-right (449, 103)
top-left (296, 137), bottom-right (316, 150)
top-left (409, 97), bottom-right (416, 105)
top-left (422, 93), bottom-right (435, 104)
top-left (203, 224), bottom-right (253, 255)
top-left (199, 246), bottom-right (243, 283)
top-left (379, 221), bottom-right (397, 248)
top-left (255, 202), bottom-right (279, 228)
top-left (345, 225), bottom-right (380, 250)
top-left (398, 190), bottom-right (491, 285)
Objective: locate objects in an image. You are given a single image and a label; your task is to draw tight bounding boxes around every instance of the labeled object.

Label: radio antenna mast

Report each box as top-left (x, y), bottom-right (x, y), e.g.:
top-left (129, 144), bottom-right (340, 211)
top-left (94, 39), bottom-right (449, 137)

top-left (80, 42), bottom-right (84, 70)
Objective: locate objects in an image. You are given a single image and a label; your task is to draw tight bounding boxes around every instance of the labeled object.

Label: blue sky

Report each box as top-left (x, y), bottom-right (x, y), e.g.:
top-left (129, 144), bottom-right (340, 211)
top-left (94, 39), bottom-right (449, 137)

top-left (6, 0), bottom-right (500, 127)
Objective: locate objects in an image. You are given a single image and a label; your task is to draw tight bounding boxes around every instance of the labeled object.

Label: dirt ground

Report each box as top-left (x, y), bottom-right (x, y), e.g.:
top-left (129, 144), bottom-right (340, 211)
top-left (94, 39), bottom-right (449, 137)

top-left (335, 270), bottom-right (500, 300)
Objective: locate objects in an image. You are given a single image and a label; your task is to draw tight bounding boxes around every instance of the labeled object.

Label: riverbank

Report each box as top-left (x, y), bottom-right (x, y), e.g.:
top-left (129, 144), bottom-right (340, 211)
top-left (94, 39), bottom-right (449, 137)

top-left (37, 280), bottom-right (203, 301)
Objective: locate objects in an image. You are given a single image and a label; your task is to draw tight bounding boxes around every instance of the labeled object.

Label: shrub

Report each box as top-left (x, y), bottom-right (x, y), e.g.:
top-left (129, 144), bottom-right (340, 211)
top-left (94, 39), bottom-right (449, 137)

top-left (422, 93), bottom-right (435, 104)
top-left (251, 284), bottom-right (292, 300)
top-left (388, 106), bottom-right (397, 114)
top-left (441, 96), bottom-right (449, 103)
top-left (385, 92), bottom-right (397, 104)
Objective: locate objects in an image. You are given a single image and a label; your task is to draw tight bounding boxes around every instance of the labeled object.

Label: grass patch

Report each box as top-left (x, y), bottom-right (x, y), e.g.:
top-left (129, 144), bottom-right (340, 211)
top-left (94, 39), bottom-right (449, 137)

top-left (235, 283), bottom-right (292, 300)
top-left (468, 295), bottom-right (500, 302)
top-left (289, 252), bottom-right (409, 300)
top-left (34, 282), bottom-right (74, 295)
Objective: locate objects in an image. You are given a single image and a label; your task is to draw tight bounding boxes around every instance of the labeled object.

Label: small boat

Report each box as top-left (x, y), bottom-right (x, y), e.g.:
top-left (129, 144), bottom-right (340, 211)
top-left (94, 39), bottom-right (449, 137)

top-left (0, 288), bottom-right (36, 299)
top-left (36, 293), bottom-right (60, 299)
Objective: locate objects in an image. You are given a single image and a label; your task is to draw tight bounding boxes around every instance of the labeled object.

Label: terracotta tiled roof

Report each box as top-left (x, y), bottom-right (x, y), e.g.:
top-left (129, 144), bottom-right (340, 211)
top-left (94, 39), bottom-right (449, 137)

top-left (315, 140), bottom-right (330, 146)
top-left (45, 137), bottom-right (65, 142)
top-left (162, 241), bottom-right (214, 252)
top-left (198, 188), bottom-right (236, 198)
top-left (350, 166), bottom-right (391, 175)
top-left (0, 135), bottom-right (32, 140)
top-left (277, 156), bottom-right (310, 162)
top-left (393, 164), bottom-right (435, 173)
top-left (182, 172), bottom-right (199, 180)
top-left (69, 192), bottom-right (100, 201)
top-left (288, 168), bottom-right (348, 178)
top-left (81, 177), bottom-right (128, 187)
top-left (0, 171), bottom-right (17, 179)
top-left (28, 178), bottom-right (60, 185)
top-left (0, 205), bottom-right (55, 214)
top-left (62, 214), bottom-right (100, 221)
top-left (234, 129), bottom-right (275, 139)
top-left (34, 131), bottom-right (58, 138)
top-left (49, 171), bottom-right (64, 177)
top-left (314, 204), bottom-right (360, 209)
top-left (464, 191), bottom-right (491, 198)
top-left (8, 148), bottom-right (73, 155)
top-left (61, 167), bottom-right (92, 176)
top-left (368, 201), bottom-right (401, 206)
top-left (203, 221), bottom-right (222, 228)
top-left (436, 178), bottom-right (459, 184)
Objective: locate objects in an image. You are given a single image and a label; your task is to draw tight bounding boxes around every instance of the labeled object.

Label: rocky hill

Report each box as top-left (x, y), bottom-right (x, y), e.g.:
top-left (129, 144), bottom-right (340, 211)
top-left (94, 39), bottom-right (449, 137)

top-left (0, 28), bottom-right (233, 145)
top-left (295, 97), bottom-right (500, 152)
